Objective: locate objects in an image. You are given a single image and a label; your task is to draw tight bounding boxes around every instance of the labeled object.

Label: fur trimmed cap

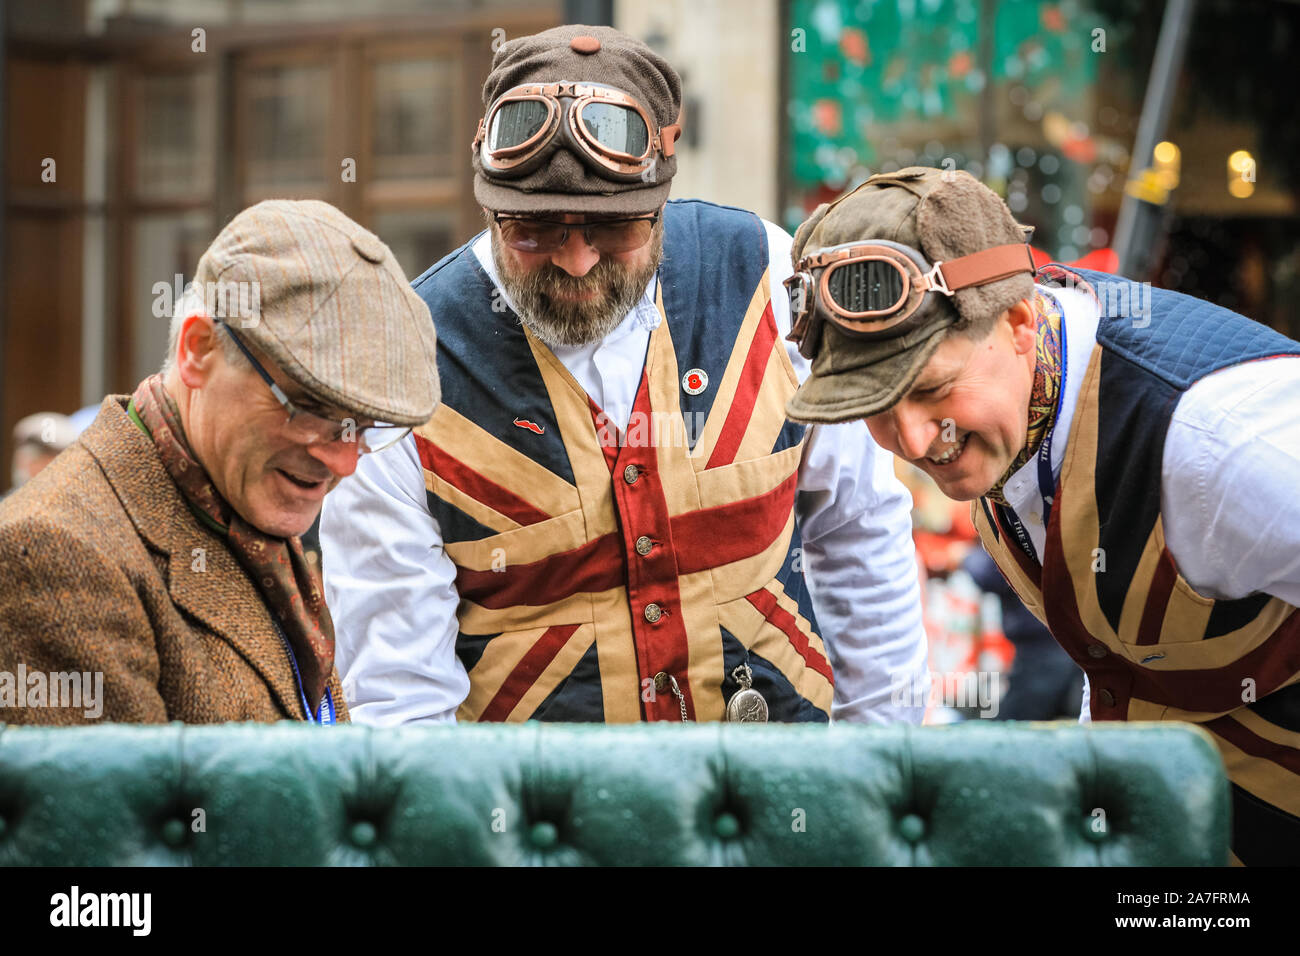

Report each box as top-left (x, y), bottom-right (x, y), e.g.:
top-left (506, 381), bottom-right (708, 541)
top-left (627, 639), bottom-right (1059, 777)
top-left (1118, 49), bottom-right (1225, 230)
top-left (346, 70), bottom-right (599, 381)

top-left (472, 24), bottom-right (682, 215)
top-left (786, 167), bottom-right (1035, 424)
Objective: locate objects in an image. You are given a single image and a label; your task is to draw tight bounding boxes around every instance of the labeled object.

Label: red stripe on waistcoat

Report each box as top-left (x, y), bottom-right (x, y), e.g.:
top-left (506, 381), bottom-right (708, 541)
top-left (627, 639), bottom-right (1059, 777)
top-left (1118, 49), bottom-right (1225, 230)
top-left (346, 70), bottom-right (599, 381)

top-left (457, 531), bottom-right (625, 609)
top-left (589, 397), bottom-right (621, 474)
top-left (745, 587), bottom-right (833, 683)
top-left (706, 302), bottom-right (777, 470)
top-left (415, 433), bottom-right (552, 527)
top-left (1204, 712), bottom-right (1300, 776)
top-left (672, 469), bottom-right (799, 573)
top-left (1042, 502), bottom-right (1300, 717)
top-left (479, 623), bottom-right (581, 721)
top-left (458, 470), bottom-right (799, 610)
top-left (1135, 549), bottom-right (1179, 646)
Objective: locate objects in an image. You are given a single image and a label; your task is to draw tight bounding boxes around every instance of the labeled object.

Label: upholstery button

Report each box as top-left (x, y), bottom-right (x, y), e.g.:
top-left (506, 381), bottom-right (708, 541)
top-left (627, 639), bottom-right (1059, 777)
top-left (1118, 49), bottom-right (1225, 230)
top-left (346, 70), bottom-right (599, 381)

top-left (530, 821), bottom-right (558, 849)
top-left (714, 812), bottom-right (740, 839)
top-left (1099, 688), bottom-right (1117, 707)
top-left (653, 671), bottom-right (668, 692)
top-left (623, 464), bottom-right (640, 485)
top-left (161, 818), bottom-right (187, 848)
top-left (635, 535), bottom-right (654, 556)
top-left (644, 603), bottom-right (663, 623)
top-left (350, 821), bottom-right (377, 848)
top-left (898, 813), bottom-right (926, 843)
top-left (1087, 645), bottom-right (1107, 659)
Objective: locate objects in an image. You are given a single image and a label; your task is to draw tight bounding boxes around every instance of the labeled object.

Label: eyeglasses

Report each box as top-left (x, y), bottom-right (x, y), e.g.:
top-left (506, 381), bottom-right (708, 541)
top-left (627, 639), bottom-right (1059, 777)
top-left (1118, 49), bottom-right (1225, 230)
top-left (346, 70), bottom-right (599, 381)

top-left (475, 81), bottom-right (681, 182)
top-left (784, 239), bottom-right (1037, 359)
top-left (219, 323), bottom-right (411, 454)
top-left (493, 212), bottom-right (659, 255)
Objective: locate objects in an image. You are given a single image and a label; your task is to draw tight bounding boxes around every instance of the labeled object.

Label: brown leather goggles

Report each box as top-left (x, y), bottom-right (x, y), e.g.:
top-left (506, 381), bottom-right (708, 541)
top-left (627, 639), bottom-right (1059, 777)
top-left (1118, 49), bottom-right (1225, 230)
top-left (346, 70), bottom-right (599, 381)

top-left (784, 239), bottom-right (1037, 359)
top-left (474, 81), bottom-right (682, 183)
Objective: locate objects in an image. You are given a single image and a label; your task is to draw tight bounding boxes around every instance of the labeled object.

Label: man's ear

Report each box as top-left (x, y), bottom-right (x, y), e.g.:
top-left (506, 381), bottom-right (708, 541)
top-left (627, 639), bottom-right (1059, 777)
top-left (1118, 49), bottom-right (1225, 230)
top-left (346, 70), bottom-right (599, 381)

top-left (1003, 299), bottom-right (1038, 355)
top-left (176, 312), bottom-right (221, 389)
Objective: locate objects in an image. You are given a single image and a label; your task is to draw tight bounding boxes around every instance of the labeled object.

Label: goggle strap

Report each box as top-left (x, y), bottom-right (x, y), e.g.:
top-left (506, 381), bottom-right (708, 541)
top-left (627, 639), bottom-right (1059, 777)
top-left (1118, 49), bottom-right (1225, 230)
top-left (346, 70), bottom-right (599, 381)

top-left (659, 123), bottom-right (681, 158)
top-left (930, 243), bottom-right (1036, 295)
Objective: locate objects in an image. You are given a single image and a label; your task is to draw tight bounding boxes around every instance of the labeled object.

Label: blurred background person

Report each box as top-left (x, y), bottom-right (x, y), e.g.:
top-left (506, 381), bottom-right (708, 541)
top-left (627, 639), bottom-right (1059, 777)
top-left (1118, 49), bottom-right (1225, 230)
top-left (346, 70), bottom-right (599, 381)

top-left (7, 411), bottom-right (78, 497)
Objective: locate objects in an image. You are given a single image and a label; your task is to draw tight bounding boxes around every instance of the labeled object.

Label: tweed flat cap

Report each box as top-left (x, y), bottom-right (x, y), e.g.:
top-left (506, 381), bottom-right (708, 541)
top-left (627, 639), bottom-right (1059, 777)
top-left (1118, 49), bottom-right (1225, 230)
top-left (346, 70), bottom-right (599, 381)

top-left (473, 24), bottom-right (682, 215)
top-left (191, 200), bottom-right (439, 426)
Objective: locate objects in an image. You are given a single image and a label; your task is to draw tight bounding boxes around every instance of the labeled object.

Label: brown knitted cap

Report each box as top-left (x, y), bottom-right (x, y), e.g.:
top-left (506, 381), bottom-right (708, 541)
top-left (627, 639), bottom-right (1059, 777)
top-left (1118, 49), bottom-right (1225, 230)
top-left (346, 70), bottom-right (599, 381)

top-left (786, 167), bottom-right (1034, 424)
top-left (193, 199), bottom-right (439, 426)
top-left (473, 24), bottom-right (682, 215)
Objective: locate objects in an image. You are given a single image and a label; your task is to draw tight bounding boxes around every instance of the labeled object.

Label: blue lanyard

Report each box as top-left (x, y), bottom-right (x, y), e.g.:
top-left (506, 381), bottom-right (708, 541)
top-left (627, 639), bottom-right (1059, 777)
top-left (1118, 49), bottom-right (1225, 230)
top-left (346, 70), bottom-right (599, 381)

top-left (274, 620), bottom-right (336, 725)
top-left (993, 296), bottom-right (1068, 565)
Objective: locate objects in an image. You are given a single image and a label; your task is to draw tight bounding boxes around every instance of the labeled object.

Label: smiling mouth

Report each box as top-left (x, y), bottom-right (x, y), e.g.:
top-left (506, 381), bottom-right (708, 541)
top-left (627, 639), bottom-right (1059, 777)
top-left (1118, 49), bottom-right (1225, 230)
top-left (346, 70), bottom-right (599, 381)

top-left (926, 432), bottom-right (970, 467)
top-left (277, 468), bottom-right (329, 492)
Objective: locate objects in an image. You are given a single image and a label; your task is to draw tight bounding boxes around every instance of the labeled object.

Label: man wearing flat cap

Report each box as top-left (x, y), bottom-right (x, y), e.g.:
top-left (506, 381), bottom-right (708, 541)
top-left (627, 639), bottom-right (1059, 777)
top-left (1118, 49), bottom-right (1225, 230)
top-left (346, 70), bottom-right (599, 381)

top-left (784, 166), bottom-right (1300, 864)
top-left (0, 200), bottom-right (440, 725)
top-left (321, 25), bottom-right (927, 725)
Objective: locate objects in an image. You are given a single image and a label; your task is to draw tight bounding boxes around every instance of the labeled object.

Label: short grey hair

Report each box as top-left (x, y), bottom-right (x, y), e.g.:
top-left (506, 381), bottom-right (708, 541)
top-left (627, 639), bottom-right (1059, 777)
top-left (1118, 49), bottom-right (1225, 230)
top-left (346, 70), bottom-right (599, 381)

top-left (161, 283), bottom-right (245, 374)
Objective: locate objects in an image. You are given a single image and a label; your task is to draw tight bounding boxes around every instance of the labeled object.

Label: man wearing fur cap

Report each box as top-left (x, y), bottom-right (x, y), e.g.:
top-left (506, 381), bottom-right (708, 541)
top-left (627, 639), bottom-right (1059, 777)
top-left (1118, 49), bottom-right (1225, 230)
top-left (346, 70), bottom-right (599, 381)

top-left (320, 26), bottom-right (929, 726)
top-left (784, 166), bottom-right (1300, 865)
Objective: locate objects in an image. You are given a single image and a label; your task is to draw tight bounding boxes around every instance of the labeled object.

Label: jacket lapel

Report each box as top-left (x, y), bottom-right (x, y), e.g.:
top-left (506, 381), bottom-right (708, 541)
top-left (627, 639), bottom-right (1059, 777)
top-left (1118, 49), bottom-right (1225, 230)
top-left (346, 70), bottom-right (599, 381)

top-left (81, 397), bottom-right (306, 719)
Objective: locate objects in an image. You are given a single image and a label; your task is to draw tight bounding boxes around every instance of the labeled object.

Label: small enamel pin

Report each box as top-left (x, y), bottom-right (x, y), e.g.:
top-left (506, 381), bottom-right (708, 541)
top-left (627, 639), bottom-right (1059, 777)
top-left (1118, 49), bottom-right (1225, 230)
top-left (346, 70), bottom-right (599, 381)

top-left (513, 418), bottom-right (545, 435)
top-left (682, 368), bottom-right (708, 395)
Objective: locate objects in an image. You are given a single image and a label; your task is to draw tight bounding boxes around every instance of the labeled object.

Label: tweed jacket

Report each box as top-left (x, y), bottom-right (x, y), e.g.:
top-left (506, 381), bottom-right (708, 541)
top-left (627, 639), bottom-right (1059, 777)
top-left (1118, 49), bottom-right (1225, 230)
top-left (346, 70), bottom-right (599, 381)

top-left (0, 395), bottom-right (349, 724)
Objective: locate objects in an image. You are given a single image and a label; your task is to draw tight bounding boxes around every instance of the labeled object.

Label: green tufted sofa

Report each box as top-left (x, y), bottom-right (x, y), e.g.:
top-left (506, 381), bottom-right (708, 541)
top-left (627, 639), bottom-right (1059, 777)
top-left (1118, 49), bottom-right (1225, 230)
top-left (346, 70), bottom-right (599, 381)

top-left (0, 721), bottom-right (1228, 865)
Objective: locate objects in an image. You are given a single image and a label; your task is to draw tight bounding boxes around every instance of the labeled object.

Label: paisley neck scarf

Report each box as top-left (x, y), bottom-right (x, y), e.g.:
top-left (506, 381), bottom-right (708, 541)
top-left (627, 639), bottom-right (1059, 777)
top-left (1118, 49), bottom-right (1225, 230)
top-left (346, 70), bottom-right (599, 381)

top-left (985, 289), bottom-right (1065, 506)
top-left (129, 374), bottom-right (335, 713)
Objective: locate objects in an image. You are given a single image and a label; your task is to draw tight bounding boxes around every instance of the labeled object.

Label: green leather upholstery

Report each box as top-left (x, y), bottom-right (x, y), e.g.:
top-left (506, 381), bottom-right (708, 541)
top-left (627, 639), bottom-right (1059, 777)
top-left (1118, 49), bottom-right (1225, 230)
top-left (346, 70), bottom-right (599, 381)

top-left (0, 721), bottom-right (1228, 865)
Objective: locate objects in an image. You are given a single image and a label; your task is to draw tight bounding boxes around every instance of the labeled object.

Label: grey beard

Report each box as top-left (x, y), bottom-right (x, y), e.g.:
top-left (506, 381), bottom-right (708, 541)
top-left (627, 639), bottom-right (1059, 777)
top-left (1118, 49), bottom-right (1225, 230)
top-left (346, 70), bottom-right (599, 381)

top-left (490, 230), bottom-right (663, 350)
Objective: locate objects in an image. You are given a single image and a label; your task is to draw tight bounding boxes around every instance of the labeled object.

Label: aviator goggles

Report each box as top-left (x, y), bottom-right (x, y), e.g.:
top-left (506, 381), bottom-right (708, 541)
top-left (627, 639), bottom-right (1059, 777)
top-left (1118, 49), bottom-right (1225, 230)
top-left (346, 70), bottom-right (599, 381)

top-left (474, 81), bottom-right (682, 182)
top-left (784, 239), bottom-right (1037, 359)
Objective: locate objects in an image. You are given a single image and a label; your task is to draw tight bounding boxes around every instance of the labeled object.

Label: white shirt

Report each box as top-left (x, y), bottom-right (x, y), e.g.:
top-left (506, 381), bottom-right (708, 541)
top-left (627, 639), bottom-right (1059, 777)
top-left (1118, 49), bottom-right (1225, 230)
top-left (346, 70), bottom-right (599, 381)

top-left (320, 219), bottom-right (929, 726)
top-left (998, 286), bottom-right (1300, 721)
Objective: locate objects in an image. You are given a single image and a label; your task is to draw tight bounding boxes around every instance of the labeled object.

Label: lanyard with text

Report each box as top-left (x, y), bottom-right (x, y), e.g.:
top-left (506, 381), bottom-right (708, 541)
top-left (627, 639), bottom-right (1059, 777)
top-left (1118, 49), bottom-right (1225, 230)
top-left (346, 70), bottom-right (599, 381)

top-left (994, 297), bottom-right (1068, 566)
top-left (273, 619), bottom-right (336, 725)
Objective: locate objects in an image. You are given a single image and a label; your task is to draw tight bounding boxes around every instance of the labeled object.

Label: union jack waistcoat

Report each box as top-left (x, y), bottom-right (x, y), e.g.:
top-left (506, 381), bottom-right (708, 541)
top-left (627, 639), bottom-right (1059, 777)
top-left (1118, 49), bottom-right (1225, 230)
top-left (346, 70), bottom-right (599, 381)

top-left (974, 266), bottom-right (1300, 865)
top-left (410, 199), bottom-right (832, 723)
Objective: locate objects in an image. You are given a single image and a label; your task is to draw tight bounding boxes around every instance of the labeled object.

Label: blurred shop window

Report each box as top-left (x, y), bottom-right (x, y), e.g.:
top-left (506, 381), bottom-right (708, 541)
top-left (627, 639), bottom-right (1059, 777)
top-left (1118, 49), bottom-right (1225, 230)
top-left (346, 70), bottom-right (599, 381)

top-left (127, 64), bottom-right (218, 385)
top-left (362, 41), bottom-right (468, 271)
top-left (371, 209), bottom-right (457, 281)
top-left (130, 212), bottom-right (213, 382)
top-left (243, 62), bottom-right (332, 191)
top-left (371, 58), bottom-right (455, 181)
top-left (134, 72), bottom-right (216, 201)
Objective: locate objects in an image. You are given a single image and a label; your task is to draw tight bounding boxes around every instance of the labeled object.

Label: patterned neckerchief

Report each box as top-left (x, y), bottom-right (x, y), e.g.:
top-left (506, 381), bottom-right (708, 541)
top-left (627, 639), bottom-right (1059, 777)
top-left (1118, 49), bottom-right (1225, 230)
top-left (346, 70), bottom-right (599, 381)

top-left (129, 373), bottom-right (335, 713)
top-left (984, 289), bottom-right (1065, 507)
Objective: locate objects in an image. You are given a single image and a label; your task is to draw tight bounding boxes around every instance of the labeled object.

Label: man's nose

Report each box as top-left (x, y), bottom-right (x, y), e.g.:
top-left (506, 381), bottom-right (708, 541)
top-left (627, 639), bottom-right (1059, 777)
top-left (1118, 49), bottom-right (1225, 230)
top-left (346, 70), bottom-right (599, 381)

top-left (892, 404), bottom-right (938, 462)
top-left (306, 437), bottom-right (361, 478)
top-left (549, 230), bottom-right (600, 277)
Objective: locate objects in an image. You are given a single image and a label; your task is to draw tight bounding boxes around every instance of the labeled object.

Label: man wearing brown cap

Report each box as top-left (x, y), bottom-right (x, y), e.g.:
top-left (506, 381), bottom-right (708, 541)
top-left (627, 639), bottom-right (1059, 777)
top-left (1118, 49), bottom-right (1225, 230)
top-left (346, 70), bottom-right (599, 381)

top-left (783, 166), bottom-right (1300, 864)
top-left (320, 25), bottom-right (928, 726)
top-left (0, 200), bottom-right (440, 725)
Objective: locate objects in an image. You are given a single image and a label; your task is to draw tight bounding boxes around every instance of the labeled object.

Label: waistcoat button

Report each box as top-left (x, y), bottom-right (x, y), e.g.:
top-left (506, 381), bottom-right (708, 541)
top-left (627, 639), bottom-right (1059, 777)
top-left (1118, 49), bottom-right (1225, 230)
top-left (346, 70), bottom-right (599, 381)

top-left (644, 603), bottom-right (663, 623)
top-left (1087, 644), bottom-right (1107, 659)
top-left (653, 671), bottom-right (668, 692)
top-left (623, 464), bottom-right (640, 484)
top-left (635, 535), bottom-right (653, 556)
top-left (1099, 688), bottom-right (1117, 707)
